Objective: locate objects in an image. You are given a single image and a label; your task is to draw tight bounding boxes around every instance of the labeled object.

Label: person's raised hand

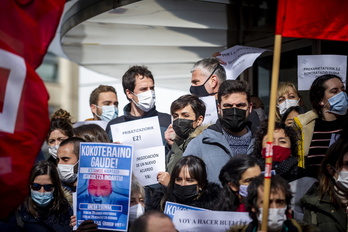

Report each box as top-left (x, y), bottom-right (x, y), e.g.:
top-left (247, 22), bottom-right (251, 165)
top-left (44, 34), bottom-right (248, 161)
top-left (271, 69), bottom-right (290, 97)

top-left (157, 172), bottom-right (170, 187)
top-left (164, 124), bottom-right (175, 146)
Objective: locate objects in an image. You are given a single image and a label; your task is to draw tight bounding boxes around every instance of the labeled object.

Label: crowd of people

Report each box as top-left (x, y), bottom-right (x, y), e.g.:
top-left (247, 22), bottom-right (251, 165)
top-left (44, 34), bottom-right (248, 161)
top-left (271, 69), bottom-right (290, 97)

top-left (2, 57), bottom-right (348, 232)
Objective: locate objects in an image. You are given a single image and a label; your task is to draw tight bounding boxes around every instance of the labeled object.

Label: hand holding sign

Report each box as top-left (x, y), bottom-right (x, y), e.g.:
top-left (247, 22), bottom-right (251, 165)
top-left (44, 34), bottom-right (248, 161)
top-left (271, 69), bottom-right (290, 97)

top-left (157, 171), bottom-right (170, 186)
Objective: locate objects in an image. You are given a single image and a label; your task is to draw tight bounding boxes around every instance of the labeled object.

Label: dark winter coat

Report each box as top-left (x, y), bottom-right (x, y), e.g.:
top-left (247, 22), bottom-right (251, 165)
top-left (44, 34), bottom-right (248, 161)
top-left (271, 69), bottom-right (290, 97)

top-left (301, 183), bottom-right (347, 232)
top-left (257, 156), bottom-right (309, 182)
top-left (148, 182), bottom-right (222, 211)
top-left (2, 202), bottom-right (73, 232)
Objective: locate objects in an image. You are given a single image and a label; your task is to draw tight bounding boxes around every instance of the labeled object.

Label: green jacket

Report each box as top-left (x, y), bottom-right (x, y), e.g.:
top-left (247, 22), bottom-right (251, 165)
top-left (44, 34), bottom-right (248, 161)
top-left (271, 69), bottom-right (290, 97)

top-left (301, 183), bottom-right (347, 232)
top-left (166, 125), bottom-right (208, 173)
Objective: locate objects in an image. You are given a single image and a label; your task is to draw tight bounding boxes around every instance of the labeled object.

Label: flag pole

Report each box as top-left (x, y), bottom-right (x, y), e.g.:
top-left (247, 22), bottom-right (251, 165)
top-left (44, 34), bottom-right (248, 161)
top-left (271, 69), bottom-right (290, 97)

top-left (261, 34), bottom-right (282, 231)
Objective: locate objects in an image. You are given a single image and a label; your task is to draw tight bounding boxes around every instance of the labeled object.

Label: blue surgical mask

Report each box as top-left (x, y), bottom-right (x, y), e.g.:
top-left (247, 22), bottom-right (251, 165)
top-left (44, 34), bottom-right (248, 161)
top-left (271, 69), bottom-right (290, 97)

top-left (326, 91), bottom-right (348, 115)
top-left (239, 184), bottom-right (248, 197)
top-left (31, 190), bottom-right (54, 207)
top-left (95, 105), bottom-right (118, 121)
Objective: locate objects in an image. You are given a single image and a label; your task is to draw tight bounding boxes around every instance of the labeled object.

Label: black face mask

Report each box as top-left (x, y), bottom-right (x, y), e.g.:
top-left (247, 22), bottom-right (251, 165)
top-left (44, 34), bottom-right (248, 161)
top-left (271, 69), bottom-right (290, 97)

top-left (189, 81), bottom-right (210, 97)
top-left (189, 65), bottom-right (220, 97)
top-left (173, 183), bottom-right (198, 203)
top-left (172, 118), bottom-right (195, 140)
top-left (221, 107), bottom-right (247, 133)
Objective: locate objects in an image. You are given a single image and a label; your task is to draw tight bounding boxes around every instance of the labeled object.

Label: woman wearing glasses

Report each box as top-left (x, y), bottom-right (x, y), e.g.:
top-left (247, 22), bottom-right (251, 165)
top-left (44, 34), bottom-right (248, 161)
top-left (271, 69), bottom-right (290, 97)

top-left (7, 161), bottom-right (73, 231)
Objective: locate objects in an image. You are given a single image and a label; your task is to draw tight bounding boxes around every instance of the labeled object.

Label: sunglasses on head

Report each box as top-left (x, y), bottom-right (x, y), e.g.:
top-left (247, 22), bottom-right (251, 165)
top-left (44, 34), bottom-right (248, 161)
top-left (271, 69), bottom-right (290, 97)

top-left (31, 183), bottom-right (54, 191)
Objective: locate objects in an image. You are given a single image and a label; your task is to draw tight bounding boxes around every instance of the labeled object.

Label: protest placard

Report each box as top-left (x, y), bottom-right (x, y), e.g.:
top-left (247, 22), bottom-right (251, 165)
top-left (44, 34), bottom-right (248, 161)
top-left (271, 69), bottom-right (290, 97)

top-left (76, 142), bottom-right (133, 231)
top-left (132, 146), bottom-right (166, 186)
top-left (110, 116), bottom-right (163, 149)
top-left (164, 201), bottom-right (208, 220)
top-left (298, 55), bottom-right (347, 90)
top-left (217, 45), bottom-right (268, 80)
top-left (173, 210), bottom-right (251, 232)
top-left (199, 96), bottom-right (218, 125)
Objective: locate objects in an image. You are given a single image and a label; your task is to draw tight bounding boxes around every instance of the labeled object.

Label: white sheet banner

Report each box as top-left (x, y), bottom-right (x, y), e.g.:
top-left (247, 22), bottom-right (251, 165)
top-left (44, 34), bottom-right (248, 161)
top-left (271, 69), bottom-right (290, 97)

top-left (199, 96), bottom-right (218, 125)
top-left (173, 210), bottom-right (251, 232)
top-left (298, 55), bottom-right (347, 90)
top-left (110, 116), bottom-right (163, 149)
top-left (132, 146), bottom-right (165, 186)
top-left (217, 45), bottom-right (268, 80)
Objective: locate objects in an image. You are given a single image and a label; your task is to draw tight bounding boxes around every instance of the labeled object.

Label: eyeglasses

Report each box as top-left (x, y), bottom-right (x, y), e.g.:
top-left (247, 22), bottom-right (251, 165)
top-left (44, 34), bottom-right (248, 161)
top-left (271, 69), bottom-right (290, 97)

top-left (31, 183), bottom-right (54, 191)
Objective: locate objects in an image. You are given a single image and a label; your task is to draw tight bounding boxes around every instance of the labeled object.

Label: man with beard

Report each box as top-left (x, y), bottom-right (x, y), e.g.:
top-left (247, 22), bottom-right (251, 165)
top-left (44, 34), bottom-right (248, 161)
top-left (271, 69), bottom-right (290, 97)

top-left (183, 80), bottom-right (255, 185)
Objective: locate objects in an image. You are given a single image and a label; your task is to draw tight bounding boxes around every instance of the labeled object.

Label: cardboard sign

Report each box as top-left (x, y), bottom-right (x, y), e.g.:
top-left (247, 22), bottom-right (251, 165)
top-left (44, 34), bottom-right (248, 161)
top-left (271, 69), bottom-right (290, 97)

top-left (110, 116), bottom-right (163, 149)
top-left (133, 146), bottom-right (166, 186)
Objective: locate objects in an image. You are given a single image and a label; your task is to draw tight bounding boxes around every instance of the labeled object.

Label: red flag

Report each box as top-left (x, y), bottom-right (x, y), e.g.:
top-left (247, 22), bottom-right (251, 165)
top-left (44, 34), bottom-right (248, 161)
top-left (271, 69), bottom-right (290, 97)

top-left (0, 0), bottom-right (65, 219)
top-left (276, 0), bottom-right (348, 41)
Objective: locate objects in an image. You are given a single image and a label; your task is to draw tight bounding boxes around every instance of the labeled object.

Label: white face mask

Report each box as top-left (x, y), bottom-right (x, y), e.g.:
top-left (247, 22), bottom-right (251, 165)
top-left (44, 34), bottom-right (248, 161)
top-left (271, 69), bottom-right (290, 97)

top-left (129, 203), bottom-right (145, 223)
top-left (48, 145), bottom-right (59, 159)
top-left (277, 99), bottom-right (299, 115)
top-left (132, 90), bottom-right (156, 112)
top-left (57, 162), bottom-right (78, 184)
top-left (95, 105), bottom-right (118, 121)
top-left (335, 170), bottom-right (348, 192)
top-left (258, 207), bottom-right (286, 232)
top-left (239, 184), bottom-right (248, 197)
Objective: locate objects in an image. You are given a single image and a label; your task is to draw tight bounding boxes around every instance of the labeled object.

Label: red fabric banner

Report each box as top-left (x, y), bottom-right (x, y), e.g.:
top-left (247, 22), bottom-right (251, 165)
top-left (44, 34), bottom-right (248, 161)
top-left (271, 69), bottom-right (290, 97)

top-left (0, 0), bottom-right (65, 220)
top-left (276, 0), bottom-right (348, 41)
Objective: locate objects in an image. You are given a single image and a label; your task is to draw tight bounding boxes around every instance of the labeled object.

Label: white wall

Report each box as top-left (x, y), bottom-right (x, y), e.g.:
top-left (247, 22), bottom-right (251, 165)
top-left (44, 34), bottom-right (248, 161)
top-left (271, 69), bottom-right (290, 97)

top-left (78, 67), bottom-right (189, 121)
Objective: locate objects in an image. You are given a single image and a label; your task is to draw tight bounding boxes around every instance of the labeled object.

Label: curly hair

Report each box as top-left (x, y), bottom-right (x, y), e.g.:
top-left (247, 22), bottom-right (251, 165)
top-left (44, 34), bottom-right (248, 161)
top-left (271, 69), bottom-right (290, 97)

top-left (47, 109), bottom-right (74, 142)
top-left (252, 121), bottom-right (299, 158)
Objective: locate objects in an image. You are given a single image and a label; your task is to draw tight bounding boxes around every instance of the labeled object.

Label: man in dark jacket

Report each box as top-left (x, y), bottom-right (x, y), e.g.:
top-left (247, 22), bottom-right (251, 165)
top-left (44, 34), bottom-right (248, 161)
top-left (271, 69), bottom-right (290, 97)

top-left (105, 65), bottom-right (171, 146)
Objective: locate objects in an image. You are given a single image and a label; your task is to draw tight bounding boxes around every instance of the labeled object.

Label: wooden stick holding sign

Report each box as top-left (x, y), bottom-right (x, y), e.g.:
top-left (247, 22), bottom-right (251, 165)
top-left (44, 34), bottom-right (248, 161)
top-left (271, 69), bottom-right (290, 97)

top-left (261, 34), bottom-right (282, 231)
